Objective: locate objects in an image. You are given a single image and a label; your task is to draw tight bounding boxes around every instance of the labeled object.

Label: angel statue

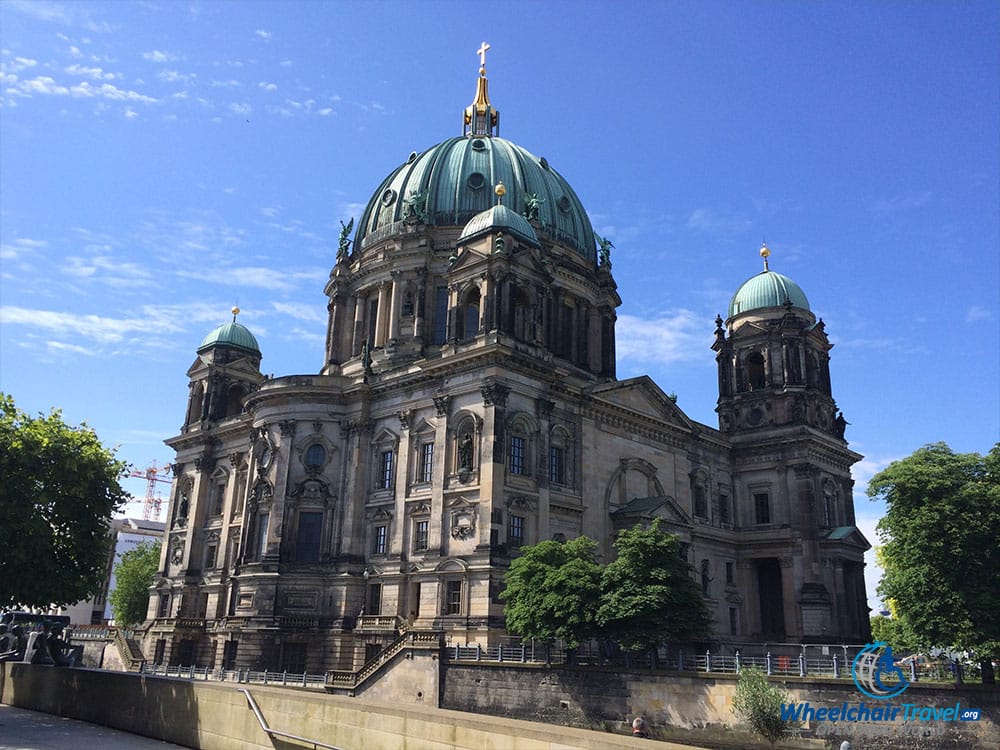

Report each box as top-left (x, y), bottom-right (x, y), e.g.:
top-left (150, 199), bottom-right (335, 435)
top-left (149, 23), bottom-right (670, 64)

top-left (337, 218), bottom-right (354, 262)
top-left (596, 234), bottom-right (614, 268)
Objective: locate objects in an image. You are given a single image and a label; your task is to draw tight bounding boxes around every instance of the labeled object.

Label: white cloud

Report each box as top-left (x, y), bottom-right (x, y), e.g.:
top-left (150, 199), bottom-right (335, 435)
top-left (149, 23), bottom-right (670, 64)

top-left (46, 340), bottom-right (97, 356)
top-left (255, 29), bottom-right (272, 41)
top-left (5, 56), bottom-right (38, 73)
top-left (158, 69), bottom-right (196, 84)
top-left (124, 107), bottom-right (138, 119)
top-left (229, 102), bottom-right (251, 115)
top-left (615, 310), bottom-right (709, 365)
top-left (65, 63), bottom-right (115, 80)
top-left (142, 50), bottom-right (176, 63)
top-left (10, 75), bottom-right (157, 103)
top-left (210, 79), bottom-right (241, 88)
top-left (258, 81), bottom-right (277, 92)
top-left (318, 107), bottom-right (333, 116)
top-left (279, 59), bottom-right (292, 67)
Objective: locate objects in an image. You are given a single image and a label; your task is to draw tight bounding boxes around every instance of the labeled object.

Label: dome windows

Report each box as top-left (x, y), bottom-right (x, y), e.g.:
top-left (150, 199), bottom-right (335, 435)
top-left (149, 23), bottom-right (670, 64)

top-left (467, 172), bottom-right (486, 190)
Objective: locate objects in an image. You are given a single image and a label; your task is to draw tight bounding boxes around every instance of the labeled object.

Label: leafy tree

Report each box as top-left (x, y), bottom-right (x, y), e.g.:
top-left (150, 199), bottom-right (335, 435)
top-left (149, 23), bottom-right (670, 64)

top-left (501, 536), bottom-right (602, 648)
top-left (732, 666), bottom-right (788, 745)
top-left (0, 394), bottom-right (129, 609)
top-left (597, 519), bottom-right (712, 653)
top-left (868, 442), bottom-right (1000, 683)
top-left (109, 541), bottom-right (161, 627)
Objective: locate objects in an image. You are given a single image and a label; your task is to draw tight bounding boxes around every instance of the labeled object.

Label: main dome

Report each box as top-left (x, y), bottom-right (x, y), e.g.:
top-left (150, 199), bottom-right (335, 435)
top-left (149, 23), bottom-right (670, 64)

top-left (355, 136), bottom-right (596, 261)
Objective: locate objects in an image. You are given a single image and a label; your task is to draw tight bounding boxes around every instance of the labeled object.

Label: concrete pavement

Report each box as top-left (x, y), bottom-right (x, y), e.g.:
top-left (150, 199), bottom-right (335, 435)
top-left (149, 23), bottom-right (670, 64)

top-left (0, 705), bottom-right (191, 750)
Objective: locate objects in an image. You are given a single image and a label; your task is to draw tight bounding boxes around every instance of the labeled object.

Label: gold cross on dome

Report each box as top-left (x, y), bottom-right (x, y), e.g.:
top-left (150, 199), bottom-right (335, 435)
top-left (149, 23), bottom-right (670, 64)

top-left (477, 42), bottom-right (490, 67)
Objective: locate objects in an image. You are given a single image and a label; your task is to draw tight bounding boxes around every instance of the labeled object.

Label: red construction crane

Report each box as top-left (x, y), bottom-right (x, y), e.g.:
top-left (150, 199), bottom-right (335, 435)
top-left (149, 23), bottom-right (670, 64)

top-left (128, 460), bottom-right (173, 521)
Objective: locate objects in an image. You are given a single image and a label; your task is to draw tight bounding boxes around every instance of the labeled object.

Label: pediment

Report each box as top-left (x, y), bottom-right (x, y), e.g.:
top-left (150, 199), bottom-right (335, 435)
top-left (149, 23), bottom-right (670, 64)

top-left (820, 525), bottom-right (872, 551)
top-left (186, 354), bottom-right (262, 379)
top-left (590, 376), bottom-right (695, 431)
top-left (610, 494), bottom-right (693, 530)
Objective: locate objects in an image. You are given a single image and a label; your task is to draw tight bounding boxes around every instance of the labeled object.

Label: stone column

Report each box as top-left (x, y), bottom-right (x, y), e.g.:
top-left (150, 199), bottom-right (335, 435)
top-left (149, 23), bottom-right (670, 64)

top-left (388, 272), bottom-right (402, 342)
top-left (430, 396), bottom-right (451, 555)
top-left (374, 282), bottom-right (389, 347)
top-left (352, 292), bottom-right (366, 355)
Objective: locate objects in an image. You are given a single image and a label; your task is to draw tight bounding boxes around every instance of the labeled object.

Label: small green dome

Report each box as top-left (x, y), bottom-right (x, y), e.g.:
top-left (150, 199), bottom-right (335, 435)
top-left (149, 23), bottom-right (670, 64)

top-left (355, 136), bottom-right (595, 260)
top-left (198, 320), bottom-right (260, 355)
top-left (459, 203), bottom-right (539, 247)
top-left (729, 269), bottom-right (811, 319)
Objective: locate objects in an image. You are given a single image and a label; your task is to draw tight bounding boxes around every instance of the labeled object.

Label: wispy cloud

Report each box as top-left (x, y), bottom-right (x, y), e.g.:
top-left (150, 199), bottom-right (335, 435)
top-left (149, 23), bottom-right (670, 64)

top-left (616, 310), bottom-right (709, 365)
top-left (0, 306), bottom-right (184, 344)
top-left (176, 266), bottom-right (325, 293)
top-left (258, 81), bottom-right (277, 92)
top-left (272, 302), bottom-right (326, 324)
top-left (873, 191), bottom-right (932, 214)
top-left (687, 207), bottom-right (752, 238)
top-left (965, 305), bottom-right (992, 323)
top-left (255, 29), bottom-right (272, 41)
top-left (0, 238), bottom-right (47, 261)
top-left (5, 0), bottom-right (113, 32)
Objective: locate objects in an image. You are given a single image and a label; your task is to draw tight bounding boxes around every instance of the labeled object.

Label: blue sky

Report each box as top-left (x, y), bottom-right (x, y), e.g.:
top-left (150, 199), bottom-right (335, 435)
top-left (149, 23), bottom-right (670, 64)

top-left (2, 1), bottom-right (998, 614)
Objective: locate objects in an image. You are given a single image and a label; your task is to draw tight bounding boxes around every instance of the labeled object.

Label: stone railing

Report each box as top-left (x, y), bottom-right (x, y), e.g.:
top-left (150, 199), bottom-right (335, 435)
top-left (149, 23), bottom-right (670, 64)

top-left (114, 627), bottom-right (146, 672)
top-left (325, 630), bottom-right (441, 691)
top-left (356, 614), bottom-right (402, 632)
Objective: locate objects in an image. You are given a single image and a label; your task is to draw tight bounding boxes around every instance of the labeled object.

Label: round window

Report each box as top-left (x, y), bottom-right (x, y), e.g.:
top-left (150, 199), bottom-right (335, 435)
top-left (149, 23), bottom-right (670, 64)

top-left (467, 172), bottom-right (486, 190)
top-left (381, 189), bottom-right (397, 207)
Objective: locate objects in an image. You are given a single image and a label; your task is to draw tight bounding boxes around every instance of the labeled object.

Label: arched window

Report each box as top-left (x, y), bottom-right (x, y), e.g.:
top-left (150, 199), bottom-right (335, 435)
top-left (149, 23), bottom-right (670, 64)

top-left (304, 443), bottom-right (326, 471)
top-left (187, 383), bottom-right (204, 425)
top-left (224, 384), bottom-right (246, 418)
top-left (746, 352), bottom-right (766, 390)
top-left (512, 287), bottom-right (532, 342)
top-left (457, 287), bottom-right (480, 340)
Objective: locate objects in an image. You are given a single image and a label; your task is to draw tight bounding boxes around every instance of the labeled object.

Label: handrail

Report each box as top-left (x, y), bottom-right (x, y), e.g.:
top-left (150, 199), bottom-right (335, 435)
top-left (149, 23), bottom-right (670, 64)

top-left (238, 688), bottom-right (346, 750)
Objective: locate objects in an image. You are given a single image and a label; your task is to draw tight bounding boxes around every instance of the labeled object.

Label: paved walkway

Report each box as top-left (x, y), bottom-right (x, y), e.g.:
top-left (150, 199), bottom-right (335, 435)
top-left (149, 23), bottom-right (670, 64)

top-left (0, 705), bottom-right (190, 750)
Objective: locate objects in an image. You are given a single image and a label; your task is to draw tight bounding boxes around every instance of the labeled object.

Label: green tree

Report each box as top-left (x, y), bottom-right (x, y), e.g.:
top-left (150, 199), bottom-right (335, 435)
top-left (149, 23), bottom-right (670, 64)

top-left (732, 666), bottom-right (788, 745)
top-left (868, 442), bottom-right (1000, 683)
top-left (109, 541), bottom-right (161, 627)
top-left (597, 519), bottom-right (712, 653)
top-left (0, 394), bottom-right (130, 609)
top-left (501, 536), bottom-right (602, 648)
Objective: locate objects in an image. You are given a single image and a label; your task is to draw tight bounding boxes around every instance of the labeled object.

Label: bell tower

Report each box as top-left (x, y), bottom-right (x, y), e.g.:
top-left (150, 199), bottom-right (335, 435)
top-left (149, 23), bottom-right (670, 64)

top-left (713, 245), bottom-right (844, 439)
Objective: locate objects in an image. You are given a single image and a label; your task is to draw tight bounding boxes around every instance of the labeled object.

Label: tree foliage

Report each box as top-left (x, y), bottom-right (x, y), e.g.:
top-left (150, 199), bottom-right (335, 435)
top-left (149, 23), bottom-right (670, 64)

top-left (597, 519), bottom-right (712, 651)
top-left (0, 394), bottom-right (129, 609)
top-left (732, 666), bottom-right (788, 745)
top-left (501, 536), bottom-right (601, 647)
top-left (109, 541), bottom-right (161, 627)
top-left (868, 442), bottom-right (1000, 682)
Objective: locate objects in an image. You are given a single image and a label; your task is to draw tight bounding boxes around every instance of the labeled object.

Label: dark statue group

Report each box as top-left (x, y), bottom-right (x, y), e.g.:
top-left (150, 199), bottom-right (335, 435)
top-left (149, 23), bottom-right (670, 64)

top-left (0, 612), bottom-right (82, 667)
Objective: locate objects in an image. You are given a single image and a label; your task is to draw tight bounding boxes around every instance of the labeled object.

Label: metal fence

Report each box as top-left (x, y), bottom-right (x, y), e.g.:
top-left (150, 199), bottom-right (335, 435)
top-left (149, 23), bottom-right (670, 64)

top-left (441, 642), bottom-right (970, 684)
top-left (139, 662), bottom-right (327, 689)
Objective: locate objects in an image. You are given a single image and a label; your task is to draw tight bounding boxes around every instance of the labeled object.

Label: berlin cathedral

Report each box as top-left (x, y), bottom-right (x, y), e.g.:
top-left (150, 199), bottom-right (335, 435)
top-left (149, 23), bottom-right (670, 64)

top-left (144, 48), bottom-right (870, 672)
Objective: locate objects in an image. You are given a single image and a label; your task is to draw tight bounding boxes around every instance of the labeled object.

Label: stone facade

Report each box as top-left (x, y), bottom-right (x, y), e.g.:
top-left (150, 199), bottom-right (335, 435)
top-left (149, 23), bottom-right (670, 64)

top-left (142, 61), bottom-right (869, 673)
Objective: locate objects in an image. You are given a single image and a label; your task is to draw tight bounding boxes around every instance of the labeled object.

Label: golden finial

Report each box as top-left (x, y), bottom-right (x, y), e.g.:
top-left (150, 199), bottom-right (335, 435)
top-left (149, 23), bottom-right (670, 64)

top-left (495, 181), bottom-right (506, 205)
top-left (232, 305), bottom-right (241, 322)
top-left (759, 241), bottom-right (771, 271)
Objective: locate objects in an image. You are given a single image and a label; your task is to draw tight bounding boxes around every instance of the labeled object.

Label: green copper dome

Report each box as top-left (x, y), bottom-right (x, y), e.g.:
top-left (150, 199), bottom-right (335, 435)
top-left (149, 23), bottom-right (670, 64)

top-left (729, 269), bottom-right (811, 319)
top-left (198, 320), bottom-right (260, 355)
top-left (459, 203), bottom-right (540, 247)
top-left (355, 135), bottom-right (596, 261)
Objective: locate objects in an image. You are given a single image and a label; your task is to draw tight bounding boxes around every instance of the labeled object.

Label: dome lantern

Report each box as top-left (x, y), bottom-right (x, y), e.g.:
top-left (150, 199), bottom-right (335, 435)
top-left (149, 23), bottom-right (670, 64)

top-left (464, 41), bottom-right (500, 137)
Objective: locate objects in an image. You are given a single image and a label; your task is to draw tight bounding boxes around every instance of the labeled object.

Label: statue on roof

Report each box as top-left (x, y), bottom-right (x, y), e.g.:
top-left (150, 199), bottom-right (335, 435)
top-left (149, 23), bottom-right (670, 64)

top-left (337, 218), bottom-right (354, 262)
top-left (597, 234), bottom-right (614, 269)
top-left (523, 193), bottom-right (544, 222)
top-left (403, 189), bottom-right (428, 224)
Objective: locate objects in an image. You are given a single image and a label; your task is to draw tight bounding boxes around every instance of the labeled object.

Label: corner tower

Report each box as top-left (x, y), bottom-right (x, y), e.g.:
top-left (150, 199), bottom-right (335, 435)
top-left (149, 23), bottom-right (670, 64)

top-left (713, 246), bottom-right (869, 643)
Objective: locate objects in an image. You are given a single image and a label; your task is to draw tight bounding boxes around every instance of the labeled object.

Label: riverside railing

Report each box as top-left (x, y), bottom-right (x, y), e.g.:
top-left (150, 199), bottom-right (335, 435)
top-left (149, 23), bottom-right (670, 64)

top-left (442, 642), bottom-right (962, 683)
top-left (139, 662), bottom-right (327, 688)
